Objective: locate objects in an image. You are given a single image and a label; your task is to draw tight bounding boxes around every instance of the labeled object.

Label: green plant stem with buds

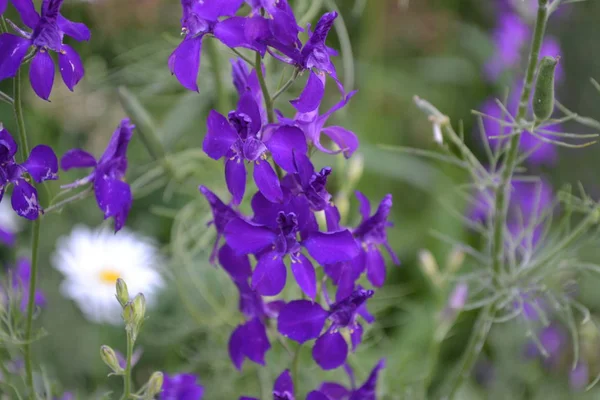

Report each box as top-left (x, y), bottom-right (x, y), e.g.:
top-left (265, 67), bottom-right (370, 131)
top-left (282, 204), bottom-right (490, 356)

top-left (491, 0), bottom-right (549, 282)
top-left (121, 331), bottom-right (134, 400)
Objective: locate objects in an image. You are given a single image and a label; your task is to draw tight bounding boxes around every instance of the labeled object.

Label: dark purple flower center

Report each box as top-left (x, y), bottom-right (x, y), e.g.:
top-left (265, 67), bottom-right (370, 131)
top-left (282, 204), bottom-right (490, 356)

top-left (328, 289), bottom-right (374, 328)
top-left (228, 111), bottom-right (253, 139)
top-left (305, 167), bottom-right (332, 210)
top-left (274, 212), bottom-right (300, 255)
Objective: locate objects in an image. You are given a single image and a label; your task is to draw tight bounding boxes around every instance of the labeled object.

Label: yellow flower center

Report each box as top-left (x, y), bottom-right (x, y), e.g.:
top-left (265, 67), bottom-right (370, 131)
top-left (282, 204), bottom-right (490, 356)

top-left (99, 269), bottom-right (121, 285)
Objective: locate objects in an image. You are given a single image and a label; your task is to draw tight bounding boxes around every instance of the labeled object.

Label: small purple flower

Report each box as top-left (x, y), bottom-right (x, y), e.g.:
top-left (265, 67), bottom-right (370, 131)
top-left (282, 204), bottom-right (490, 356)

top-left (225, 192), bottom-right (359, 298)
top-left (242, 369), bottom-right (295, 400)
top-left (11, 258), bottom-right (46, 312)
top-left (281, 153), bottom-right (332, 212)
top-left (0, 127), bottom-right (58, 219)
top-left (313, 359), bottom-right (385, 399)
top-left (60, 119), bottom-right (135, 232)
top-left (570, 362), bottom-right (589, 391)
top-left (160, 373), bottom-right (204, 400)
top-left (277, 288), bottom-right (374, 370)
top-left (0, 0), bottom-right (89, 100)
top-left (283, 72), bottom-right (359, 158)
top-left (202, 89), bottom-right (307, 204)
top-left (524, 323), bottom-right (567, 369)
top-left (484, 13), bottom-right (529, 81)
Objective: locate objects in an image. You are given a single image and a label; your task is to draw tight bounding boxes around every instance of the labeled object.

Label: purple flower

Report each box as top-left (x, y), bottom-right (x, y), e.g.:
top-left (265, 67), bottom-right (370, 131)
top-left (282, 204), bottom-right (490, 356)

top-left (160, 373), bottom-right (204, 400)
top-left (231, 59), bottom-right (266, 126)
top-left (11, 258), bottom-right (46, 312)
top-left (313, 359), bottom-right (385, 399)
top-left (281, 153), bottom-right (332, 212)
top-left (0, 0), bottom-right (89, 100)
top-left (199, 185), bottom-right (241, 264)
top-left (570, 362), bottom-right (588, 391)
top-left (225, 192), bottom-right (359, 298)
top-left (524, 323), bottom-right (567, 369)
top-left (0, 127), bottom-right (58, 219)
top-left (202, 88), bottom-right (307, 204)
top-left (242, 369), bottom-right (295, 400)
top-left (277, 288), bottom-right (374, 370)
top-left (60, 119), bottom-right (135, 232)
top-left (0, 0), bottom-right (6, 15)
top-left (170, 0), bottom-right (275, 91)
top-left (283, 72), bottom-right (359, 158)
top-left (484, 13), bottom-right (529, 81)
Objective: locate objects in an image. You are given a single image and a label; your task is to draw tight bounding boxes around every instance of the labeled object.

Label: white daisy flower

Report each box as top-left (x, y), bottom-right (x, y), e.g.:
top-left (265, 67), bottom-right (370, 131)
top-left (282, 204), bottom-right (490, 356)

top-left (52, 225), bottom-right (165, 325)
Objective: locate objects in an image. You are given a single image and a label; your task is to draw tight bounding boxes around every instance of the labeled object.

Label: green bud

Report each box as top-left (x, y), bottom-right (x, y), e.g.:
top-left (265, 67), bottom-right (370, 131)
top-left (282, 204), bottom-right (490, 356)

top-left (115, 278), bottom-right (129, 308)
top-left (132, 293), bottom-right (146, 327)
top-left (100, 345), bottom-right (123, 375)
top-left (122, 301), bottom-right (135, 326)
top-left (145, 371), bottom-right (164, 398)
top-left (533, 56), bottom-right (559, 123)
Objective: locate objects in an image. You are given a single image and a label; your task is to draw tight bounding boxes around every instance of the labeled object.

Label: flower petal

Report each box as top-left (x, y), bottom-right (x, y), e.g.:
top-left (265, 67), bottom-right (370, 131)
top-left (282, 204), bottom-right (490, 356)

top-left (194, 0), bottom-right (244, 20)
top-left (224, 218), bottom-right (276, 255)
top-left (57, 15), bottom-right (91, 41)
top-left (23, 145), bottom-right (58, 182)
top-left (291, 253), bottom-right (316, 300)
top-left (29, 50), bottom-right (55, 101)
top-left (10, 0), bottom-right (40, 29)
top-left (218, 243), bottom-right (252, 282)
top-left (253, 160), bottom-right (283, 203)
top-left (60, 148), bottom-right (96, 170)
top-left (273, 370), bottom-right (294, 397)
top-left (213, 16), bottom-right (267, 55)
top-left (303, 230), bottom-right (360, 265)
top-left (307, 392), bottom-right (330, 400)
top-left (290, 71), bottom-right (325, 113)
top-left (354, 360), bottom-right (386, 397)
top-left (203, 110), bottom-right (237, 160)
top-left (237, 90), bottom-right (263, 136)
top-left (98, 119), bottom-right (135, 165)
top-left (322, 126), bottom-right (359, 158)
top-left (168, 36), bottom-right (202, 92)
top-left (94, 175), bottom-right (132, 232)
top-left (251, 251), bottom-right (287, 296)
top-left (366, 247), bottom-right (386, 287)
top-left (11, 179), bottom-right (41, 220)
top-left (312, 330), bottom-right (348, 370)
top-left (225, 157), bottom-right (246, 205)
top-left (58, 44), bottom-right (84, 91)
top-left (319, 382), bottom-right (351, 400)
top-left (0, 127), bottom-right (19, 162)
top-left (264, 125), bottom-right (307, 173)
top-left (0, 34), bottom-right (31, 81)
top-left (0, 0), bottom-right (6, 15)
top-left (277, 300), bottom-right (328, 343)
top-left (355, 190), bottom-right (371, 220)
top-left (351, 322), bottom-right (363, 351)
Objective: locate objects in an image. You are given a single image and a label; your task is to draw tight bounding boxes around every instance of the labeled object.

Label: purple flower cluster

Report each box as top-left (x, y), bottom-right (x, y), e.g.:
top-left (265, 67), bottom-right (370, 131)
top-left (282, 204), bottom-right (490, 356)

top-left (0, 0), bottom-right (89, 100)
top-left (191, 1), bottom-right (395, 395)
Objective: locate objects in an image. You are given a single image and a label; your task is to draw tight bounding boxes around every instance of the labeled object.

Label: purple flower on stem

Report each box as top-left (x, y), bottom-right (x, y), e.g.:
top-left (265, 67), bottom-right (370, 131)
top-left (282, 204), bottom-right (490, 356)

top-left (284, 72), bottom-right (359, 158)
top-left (202, 89), bottom-right (307, 204)
top-left (277, 288), bottom-right (374, 370)
top-left (281, 153), bottom-right (332, 212)
top-left (231, 59), bottom-right (266, 126)
top-left (0, 0), bottom-right (89, 100)
top-left (160, 373), bottom-right (204, 400)
top-left (11, 258), bottom-right (45, 312)
top-left (0, 127), bottom-right (58, 219)
top-left (225, 192), bottom-right (359, 298)
top-left (60, 119), bottom-right (135, 232)
top-left (313, 360), bottom-right (386, 400)
top-left (199, 185), bottom-right (240, 264)
top-left (242, 369), bottom-right (296, 400)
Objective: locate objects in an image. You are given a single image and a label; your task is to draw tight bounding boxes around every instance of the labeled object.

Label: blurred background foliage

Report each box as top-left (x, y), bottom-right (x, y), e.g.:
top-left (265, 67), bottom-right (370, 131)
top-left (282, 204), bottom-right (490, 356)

top-left (1, 0), bottom-right (600, 398)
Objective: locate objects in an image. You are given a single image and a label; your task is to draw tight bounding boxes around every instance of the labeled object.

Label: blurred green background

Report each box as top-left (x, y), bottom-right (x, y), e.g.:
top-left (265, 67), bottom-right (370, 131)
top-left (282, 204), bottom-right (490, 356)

top-left (1, 0), bottom-right (600, 398)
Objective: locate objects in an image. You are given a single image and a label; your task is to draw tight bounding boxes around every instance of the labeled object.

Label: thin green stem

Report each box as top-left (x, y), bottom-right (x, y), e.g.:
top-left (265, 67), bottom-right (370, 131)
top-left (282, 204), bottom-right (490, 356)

top-left (121, 331), bottom-right (134, 400)
top-left (298, 0), bottom-right (324, 26)
top-left (14, 68), bottom-right (30, 161)
top-left (272, 69), bottom-right (300, 101)
top-left (205, 39), bottom-right (230, 112)
top-left (291, 343), bottom-right (303, 396)
top-left (491, 0), bottom-right (549, 282)
top-left (254, 52), bottom-right (275, 124)
top-left (229, 47), bottom-right (254, 65)
top-left (0, 90), bottom-right (14, 105)
top-left (43, 187), bottom-right (93, 214)
top-left (445, 304), bottom-right (494, 399)
top-left (24, 219), bottom-right (41, 400)
top-left (1, 16), bottom-right (8, 33)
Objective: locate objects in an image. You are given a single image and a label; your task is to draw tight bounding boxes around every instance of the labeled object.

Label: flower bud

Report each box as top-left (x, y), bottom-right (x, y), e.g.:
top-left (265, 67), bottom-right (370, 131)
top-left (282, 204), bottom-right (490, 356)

top-left (347, 153), bottom-right (364, 186)
top-left (122, 301), bottom-right (135, 326)
top-left (533, 56), bottom-right (559, 123)
top-left (100, 345), bottom-right (124, 375)
top-left (446, 248), bottom-right (465, 274)
top-left (145, 371), bottom-right (164, 398)
top-left (419, 249), bottom-right (442, 287)
top-left (115, 278), bottom-right (129, 308)
top-left (132, 293), bottom-right (146, 327)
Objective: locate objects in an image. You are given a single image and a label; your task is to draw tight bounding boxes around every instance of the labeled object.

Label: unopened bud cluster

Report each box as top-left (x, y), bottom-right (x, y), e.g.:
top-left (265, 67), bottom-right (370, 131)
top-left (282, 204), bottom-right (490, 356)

top-left (117, 278), bottom-right (146, 341)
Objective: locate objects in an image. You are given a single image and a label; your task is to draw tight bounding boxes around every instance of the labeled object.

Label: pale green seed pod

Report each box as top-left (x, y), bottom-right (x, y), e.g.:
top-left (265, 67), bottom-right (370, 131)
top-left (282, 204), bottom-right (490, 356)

top-left (533, 56), bottom-right (559, 122)
top-left (115, 278), bottom-right (129, 308)
top-left (131, 293), bottom-right (146, 327)
top-left (100, 345), bottom-right (123, 374)
top-left (146, 371), bottom-right (164, 398)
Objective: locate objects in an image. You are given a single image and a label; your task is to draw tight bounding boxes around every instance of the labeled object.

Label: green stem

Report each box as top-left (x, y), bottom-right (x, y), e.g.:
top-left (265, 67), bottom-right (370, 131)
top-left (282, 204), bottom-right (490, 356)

top-left (24, 219), bottom-right (40, 400)
top-left (272, 69), bottom-right (300, 101)
top-left (491, 0), bottom-right (549, 282)
top-left (121, 331), bottom-right (134, 400)
top-left (14, 68), bottom-right (30, 161)
top-left (445, 304), bottom-right (494, 399)
top-left (291, 343), bottom-right (302, 396)
top-left (43, 187), bottom-right (93, 214)
top-left (254, 52), bottom-right (275, 124)
top-left (205, 39), bottom-right (230, 112)
top-left (0, 90), bottom-right (14, 105)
